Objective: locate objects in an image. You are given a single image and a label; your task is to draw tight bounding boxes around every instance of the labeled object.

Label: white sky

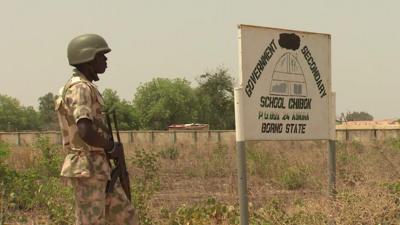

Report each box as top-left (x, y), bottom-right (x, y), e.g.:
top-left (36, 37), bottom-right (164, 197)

top-left (0, 0), bottom-right (399, 120)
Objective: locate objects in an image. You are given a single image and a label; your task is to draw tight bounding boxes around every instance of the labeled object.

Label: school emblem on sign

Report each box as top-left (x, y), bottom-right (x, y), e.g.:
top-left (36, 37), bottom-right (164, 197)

top-left (271, 52), bottom-right (307, 97)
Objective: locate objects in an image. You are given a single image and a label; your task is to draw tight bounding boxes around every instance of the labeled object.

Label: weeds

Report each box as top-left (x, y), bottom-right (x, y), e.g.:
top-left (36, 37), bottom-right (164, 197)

top-left (337, 141), bottom-right (365, 186)
top-left (335, 188), bottom-right (400, 224)
top-left (387, 138), bottom-right (400, 152)
top-left (0, 141), bottom-right (11, 224)
top-left (384, 181), bottom-right (400, 194)
top-left (167, 198), bottom-right (328, 225)
top-left (279, 166), bottom-right (308, 190)
top-left (131, 148), bottom-right (161, 225)
top-left (0, 142), bottom-right (9, 161)
top-left (33, 135), bottom-right (63, 177)
top-left (247, 147), bottom-right (310, 190)
top-left (252, 198), bottom-right (328, 225)
top-left (0, 137), bottom-right (74, 224)
top-left (247, 148), bottom-right (273, 179)
top-left (167, 198), bottom-right (239, 225)
top-left (184, 143), bottom-right (231, 178)
top-left (349, 139), bottom-right (363, 152)
top-left (1, 138), bottom-right (400, 224)
top-left (159, 146), bottom-right (179, 160)
top-left (199, 143), bottom-right (231, 178)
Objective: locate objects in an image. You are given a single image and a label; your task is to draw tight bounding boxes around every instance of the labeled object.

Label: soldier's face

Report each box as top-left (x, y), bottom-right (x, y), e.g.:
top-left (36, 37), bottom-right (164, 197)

top-left (94, 53), bottom-right (108, 74)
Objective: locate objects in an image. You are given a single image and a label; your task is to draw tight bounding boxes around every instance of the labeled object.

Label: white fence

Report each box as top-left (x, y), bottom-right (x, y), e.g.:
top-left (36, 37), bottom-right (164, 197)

top-left (1, 129), bottom-right (400, 146)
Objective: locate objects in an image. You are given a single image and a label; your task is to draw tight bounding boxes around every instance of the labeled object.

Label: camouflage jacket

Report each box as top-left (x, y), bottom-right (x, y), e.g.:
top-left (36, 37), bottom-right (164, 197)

top-left (55, 70), bottom-right (110, 180)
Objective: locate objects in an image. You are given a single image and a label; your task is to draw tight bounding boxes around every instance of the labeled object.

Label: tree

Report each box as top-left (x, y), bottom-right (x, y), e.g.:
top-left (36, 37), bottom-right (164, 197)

top-left (0, 94), bottom-right (40, 131)
top-left (0, 94), bottom-right (23, 131)
top-left (102, 89), bottom-right (139, 130)
top-left (195, 68), bottom-right (235, 130)
top-left (20, 106), bottom-right (41, 131)
top-left (38, 92), bottom-right (59, 130)
top-left (342, 111), bottom-right (374, 121)
top-left (133, 78), bottom-right (198, 130)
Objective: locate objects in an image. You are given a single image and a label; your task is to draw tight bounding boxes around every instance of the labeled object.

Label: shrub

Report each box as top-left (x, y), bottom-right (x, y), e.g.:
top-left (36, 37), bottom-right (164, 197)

top-left (385, 181), bottom-right (400, 194)
top-left (199, 143), bottom-right (231, 178)
top-left (0, 138), bottom-right (74, 224)
top-left (247, 148), bottom-right (274, 179)
top-left (279, 166), bottom-right (308, 190)
top-left (0, 141), bottom-right (13, 223)
top-left (131, 149), bottom-right (161, 225)
top-left (350, 139), bottom-right (363, 152)
top-left (33, 135), bottom-right (63, 177)
top-left (337, 143), bottom-right (364, 186)
top-left (252, 198), bottom-right (328, 225)
top-left (386, 138), bottom-right (400, 152)
top-left (159, 146), bottom-right (179, 160)
top-left (168, 198), bottom-right (239, 225)
top-left (0, 141), bottom-right (9, 162)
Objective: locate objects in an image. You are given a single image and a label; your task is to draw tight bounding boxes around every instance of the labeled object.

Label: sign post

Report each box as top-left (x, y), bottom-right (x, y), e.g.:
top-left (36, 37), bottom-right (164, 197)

top-left (328, 139), bottom-right (336, 196)
top-left (234, 87), bottom-right (249, 225)
top-left (235, 24), bottom-right (335, 224)
top-left (328, 92), bottom-right (337, 197)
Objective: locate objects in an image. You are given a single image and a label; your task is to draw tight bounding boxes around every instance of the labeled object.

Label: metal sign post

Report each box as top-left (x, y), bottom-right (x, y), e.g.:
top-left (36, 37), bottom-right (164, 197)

top-left (235, 87), bottom-right (249, 225)
top-left (328, 139), bottom-right (336, 197)
top-left (328, 92), bottom-right (337, 197)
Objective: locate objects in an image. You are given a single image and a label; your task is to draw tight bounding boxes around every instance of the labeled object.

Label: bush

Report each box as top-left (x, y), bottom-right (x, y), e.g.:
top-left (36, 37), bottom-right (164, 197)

top-left (252, 198), bottom-right (328, 225)
top-left (247, 147), bottom-right (310, 190)
top-left (0, 137), bottom-right (74, 224)
top-left (38, 177), bottom-right (74, 224)
top-left (335, 188), bottom-right (400, 224)
top-left (0, 141), bottom-right (9, 162)
top-left (386, 138), bottom-right (400, 152)
top-left (279, 166), bottom-right (308, 190)
top-left (159, 146), bottom-right (179, 160)
top-left (199, 143), bottom-right (231, 178)
top-left (385, 181), bottom-right (400, 194)
top-left (33, 136), bottom-right (63, 177)
top-left (0, 141), bottom-right (13, 223)
top-left (247, 148), bottom-right (274, 179)
top-left (0, 141), bottom-right (13, 185)
top-left (131, 149), bottom-right (161, 225)
top-left (167, 198), bottom-right (239, 225)
top-left (337, 142), bottom-right (365, 186)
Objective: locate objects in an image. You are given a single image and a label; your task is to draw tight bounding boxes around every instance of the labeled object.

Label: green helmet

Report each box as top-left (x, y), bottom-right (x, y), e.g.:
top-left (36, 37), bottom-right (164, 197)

top-left (67, 34), bottom-right (111, 66)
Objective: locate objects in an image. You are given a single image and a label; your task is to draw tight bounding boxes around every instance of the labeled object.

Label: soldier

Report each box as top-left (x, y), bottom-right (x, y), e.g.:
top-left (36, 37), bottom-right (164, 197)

top-left (55, 34), bottom-right (138, 225)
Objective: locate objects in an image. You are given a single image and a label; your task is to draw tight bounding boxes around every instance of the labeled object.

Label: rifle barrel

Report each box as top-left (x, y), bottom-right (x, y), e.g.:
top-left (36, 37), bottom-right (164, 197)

top-left (105, 113), bottom-right (114, 142)
top-left (112, 111), bottom-right (121, 143)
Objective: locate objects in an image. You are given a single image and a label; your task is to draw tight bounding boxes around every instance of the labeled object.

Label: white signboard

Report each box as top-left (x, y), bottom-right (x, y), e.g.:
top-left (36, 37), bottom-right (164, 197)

top-left (236, 25), bottom-right (333, 141)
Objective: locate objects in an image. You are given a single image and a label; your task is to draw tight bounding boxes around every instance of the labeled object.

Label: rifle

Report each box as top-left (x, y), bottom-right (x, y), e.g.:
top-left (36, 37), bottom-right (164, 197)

top-left (105, 110), bottom-right (132, 201)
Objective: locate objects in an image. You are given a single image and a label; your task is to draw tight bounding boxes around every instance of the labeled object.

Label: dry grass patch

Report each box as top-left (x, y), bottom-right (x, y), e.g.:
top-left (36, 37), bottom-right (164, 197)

top-left (2, 138), bottom-right (400, 224)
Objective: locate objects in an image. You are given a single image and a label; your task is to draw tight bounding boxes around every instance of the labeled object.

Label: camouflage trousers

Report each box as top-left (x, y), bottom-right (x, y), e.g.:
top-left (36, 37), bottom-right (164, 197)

top-left (71, 176), bottom-right (138, 225)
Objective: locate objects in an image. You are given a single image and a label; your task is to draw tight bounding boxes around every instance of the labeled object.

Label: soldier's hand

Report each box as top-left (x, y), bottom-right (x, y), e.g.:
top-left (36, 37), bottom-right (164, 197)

top-left (106, 142), bottom-right (123, 159)
top-left (104, 134), bottom-right (114, 151)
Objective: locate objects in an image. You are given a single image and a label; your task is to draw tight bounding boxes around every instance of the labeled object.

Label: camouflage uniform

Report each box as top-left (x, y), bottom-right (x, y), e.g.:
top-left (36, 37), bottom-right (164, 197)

top-left (56, 70), bottom-right (138, 225)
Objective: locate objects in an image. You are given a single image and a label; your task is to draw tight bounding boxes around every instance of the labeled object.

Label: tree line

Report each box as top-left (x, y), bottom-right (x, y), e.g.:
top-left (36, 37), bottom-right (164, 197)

top-left (0, 67), bottom-right (376, 132)
top-left (0, 68), bottom-right (235, 131)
